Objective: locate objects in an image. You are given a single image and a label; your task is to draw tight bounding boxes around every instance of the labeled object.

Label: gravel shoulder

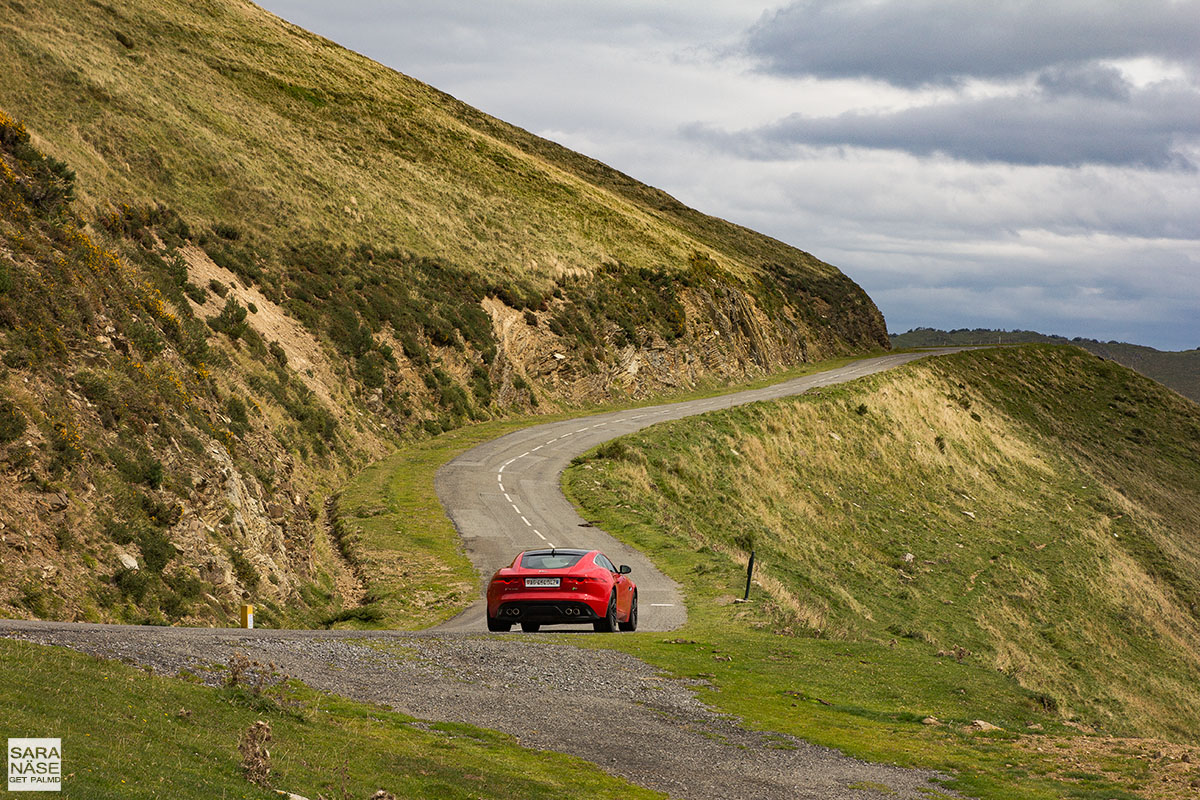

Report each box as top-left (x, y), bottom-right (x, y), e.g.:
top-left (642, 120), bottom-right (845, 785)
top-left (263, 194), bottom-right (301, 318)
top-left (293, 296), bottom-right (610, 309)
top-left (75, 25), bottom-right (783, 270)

top-left (3, 620), bottom-right (955, 800)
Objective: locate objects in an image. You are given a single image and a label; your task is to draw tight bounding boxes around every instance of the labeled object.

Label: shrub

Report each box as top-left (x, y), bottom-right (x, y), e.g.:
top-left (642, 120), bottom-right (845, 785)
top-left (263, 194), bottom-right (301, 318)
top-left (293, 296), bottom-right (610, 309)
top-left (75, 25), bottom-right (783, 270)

top-left (358, 351), bottom-right (386, 389)
top-left (127, 320), bottom-right (163, 358)
top-left (0, 398), bottom-right (26, 442)
top-left (207, 298), bottom-right (248, 339)
top-left (213, 223), bottom-right (241, 241)
top-left (225, 395), bottom-right (249, 435)
top-left (111, 448), bottom-right (164, 489)
top-left (113, 568), bottom-right (152, 602)
top-left (183, 282), bottom-right (207, 303)
top-left (138, 528), bottom-right (177, 573)
top-left (228, 549), bottom-right (260, 592)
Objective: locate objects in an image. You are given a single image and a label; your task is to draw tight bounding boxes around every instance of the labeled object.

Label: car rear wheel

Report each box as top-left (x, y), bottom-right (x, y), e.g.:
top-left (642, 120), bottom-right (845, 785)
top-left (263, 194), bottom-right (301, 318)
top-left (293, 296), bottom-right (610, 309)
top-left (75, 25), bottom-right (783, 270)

top-left (520, 622), bottom-right (541, 633)
top-left (593, 592), bottom-right (618, 632)
top-left (619, 592), bottom-right (638, 632)
top-left (487, 615), bottom-right (511, 632)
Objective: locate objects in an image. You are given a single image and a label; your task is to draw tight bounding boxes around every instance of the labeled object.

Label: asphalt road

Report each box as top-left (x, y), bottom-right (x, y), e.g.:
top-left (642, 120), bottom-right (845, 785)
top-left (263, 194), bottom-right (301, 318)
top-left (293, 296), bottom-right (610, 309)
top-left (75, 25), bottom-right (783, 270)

top-left (435, 349), bottom-right (964, 633)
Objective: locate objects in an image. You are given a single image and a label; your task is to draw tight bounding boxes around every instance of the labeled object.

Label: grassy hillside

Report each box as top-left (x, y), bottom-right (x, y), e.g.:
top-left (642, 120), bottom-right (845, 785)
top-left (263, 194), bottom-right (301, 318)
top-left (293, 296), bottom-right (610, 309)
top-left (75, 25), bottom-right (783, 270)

top-left (0, 0), bottom-right (885, 359)
top-left (564, 346), bottom-right (1200, 798)
top-left (0, 637), bottom-right (663, 799)
top-left (0, 0), bottom-right (888, 624)
top-left (892, 328), bottom-right (1200, 403)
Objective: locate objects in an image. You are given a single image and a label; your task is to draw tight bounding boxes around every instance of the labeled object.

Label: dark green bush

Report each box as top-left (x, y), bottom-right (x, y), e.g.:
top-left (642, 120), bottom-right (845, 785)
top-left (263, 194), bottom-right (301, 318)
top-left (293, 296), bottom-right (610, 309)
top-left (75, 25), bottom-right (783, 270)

top-left (113, 568), bottom-right (152, 602)
top-left (0, 398), bottom-right (26, 442)
top-left (228, 549), bottom-right (260, 592)
top-left (183, 282), bottom-right (207, 303)
top-left (207, 298), bottom-right (248, 340)
top-left (138, 528), bottom-right (177, 573)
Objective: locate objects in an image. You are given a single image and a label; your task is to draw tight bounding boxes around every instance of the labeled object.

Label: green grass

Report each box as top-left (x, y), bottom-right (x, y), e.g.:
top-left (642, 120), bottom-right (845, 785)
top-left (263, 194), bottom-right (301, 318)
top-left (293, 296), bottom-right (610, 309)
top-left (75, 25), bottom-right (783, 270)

top-left (559, 345), bottom-right (1200, 799)
top-left (0, 637), bottom-right (665, 799)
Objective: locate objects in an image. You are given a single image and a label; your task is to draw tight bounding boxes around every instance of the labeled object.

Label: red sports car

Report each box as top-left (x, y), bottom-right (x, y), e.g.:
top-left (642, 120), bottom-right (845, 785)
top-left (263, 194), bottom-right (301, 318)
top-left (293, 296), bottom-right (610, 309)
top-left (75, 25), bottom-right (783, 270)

top-left (486, 548), bottom-right (637, 633)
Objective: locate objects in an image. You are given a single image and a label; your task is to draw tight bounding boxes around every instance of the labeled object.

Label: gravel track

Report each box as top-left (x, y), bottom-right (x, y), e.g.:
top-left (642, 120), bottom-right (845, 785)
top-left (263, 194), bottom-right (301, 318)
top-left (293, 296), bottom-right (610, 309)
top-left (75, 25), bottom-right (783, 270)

top-left (3, 620), bottom-right (955, 799)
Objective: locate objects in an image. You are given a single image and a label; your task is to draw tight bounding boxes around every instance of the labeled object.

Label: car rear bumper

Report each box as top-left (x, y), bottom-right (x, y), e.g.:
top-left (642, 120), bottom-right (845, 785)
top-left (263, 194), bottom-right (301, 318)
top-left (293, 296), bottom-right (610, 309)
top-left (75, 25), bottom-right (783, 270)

top-left (493, 599), bottom-right (602, 624)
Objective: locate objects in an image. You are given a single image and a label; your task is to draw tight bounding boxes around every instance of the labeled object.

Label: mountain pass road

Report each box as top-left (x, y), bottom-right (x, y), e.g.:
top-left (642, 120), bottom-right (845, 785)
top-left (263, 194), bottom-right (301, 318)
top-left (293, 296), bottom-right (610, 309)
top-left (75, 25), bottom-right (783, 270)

top-left (435, 349), bottom-right (968, 633)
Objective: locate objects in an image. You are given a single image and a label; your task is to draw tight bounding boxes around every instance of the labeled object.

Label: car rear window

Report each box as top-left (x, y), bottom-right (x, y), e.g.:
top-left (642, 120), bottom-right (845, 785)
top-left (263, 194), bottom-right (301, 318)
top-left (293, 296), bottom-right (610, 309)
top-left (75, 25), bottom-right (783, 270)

top-left (521, 552), bottom-right (585, 570)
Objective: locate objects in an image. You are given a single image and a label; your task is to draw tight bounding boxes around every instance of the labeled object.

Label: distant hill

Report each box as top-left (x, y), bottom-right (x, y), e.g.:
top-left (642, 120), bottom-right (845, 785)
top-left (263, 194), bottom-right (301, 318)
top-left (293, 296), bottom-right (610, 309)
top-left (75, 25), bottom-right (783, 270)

top-left (0, 0), bottom-right (887, 625)
top-left (892, 328), bottom-right (1200, 404)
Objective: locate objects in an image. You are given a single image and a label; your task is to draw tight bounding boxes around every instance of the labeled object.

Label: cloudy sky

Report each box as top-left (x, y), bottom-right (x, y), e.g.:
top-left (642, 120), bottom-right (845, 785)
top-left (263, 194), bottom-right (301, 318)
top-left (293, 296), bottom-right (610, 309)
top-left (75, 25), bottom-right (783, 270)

top-left (259, 1), bottom-right (1200, 350)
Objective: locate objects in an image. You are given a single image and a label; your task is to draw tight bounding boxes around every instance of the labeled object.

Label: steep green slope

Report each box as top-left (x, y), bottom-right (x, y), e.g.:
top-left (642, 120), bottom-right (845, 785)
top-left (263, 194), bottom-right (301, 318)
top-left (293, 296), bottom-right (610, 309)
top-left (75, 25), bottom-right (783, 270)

top-left (0, 0), bottom-right (884, 358)
top-left (566, 346), bottom-right (1200, 743)
top-left (0, 0), bottom-right (887, 623)
top-left (892, 328), bottom-right (1200, 403)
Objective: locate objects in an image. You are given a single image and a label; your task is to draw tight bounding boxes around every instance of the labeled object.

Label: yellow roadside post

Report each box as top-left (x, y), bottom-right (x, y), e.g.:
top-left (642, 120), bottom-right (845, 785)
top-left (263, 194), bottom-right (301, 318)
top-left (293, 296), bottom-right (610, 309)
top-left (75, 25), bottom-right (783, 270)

top-left (240, 603), bottom-right (254, 629)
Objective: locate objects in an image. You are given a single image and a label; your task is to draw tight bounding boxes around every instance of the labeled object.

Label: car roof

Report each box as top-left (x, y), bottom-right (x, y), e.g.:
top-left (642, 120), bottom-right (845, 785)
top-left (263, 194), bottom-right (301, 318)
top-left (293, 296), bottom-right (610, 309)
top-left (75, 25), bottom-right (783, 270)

top-left (521, 548), bottom-right (592, 557)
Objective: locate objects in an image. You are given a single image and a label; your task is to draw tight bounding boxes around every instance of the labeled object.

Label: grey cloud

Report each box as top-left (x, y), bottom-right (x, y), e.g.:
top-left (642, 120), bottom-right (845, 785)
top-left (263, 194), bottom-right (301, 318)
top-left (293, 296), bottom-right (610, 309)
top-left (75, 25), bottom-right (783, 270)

top-left (745, 0), bottom-right (1200, 86)
top-left (686, 81), bottom-right (1200, 169)
top-left (1036, 63), bottom-right (1131, 100)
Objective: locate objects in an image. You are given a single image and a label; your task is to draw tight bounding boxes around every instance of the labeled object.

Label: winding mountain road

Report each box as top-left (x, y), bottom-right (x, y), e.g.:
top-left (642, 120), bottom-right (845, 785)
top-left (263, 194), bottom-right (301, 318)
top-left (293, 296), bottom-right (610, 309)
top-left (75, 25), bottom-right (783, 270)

top-left (435, 349), bottom-right (965, 632)
top-left (1, 349), bottom-right (970, 800)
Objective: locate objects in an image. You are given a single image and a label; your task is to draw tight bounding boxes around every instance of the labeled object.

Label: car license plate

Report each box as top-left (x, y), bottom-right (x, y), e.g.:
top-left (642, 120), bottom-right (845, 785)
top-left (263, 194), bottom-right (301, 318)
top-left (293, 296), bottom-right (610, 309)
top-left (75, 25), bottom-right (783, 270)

top-left (525, 577), bottom-right (560, 588)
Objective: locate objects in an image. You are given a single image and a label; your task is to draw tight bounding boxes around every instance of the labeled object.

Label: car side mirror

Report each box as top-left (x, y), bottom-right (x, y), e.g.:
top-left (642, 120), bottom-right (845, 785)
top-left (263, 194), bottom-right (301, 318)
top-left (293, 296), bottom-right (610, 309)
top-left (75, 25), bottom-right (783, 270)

top-left (618, 565), bottom-right (631, 574)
